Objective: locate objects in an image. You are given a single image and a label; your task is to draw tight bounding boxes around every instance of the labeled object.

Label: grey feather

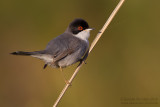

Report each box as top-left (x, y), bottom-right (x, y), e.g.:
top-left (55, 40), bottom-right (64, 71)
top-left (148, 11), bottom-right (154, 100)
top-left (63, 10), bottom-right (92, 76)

top-left (44, 32), bottom-right (89, 68)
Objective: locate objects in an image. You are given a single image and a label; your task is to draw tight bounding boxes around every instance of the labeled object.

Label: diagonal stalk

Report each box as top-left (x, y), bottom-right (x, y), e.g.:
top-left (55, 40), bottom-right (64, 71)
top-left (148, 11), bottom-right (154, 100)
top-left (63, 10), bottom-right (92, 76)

top-left (53, 0), bottom-right (125, 107)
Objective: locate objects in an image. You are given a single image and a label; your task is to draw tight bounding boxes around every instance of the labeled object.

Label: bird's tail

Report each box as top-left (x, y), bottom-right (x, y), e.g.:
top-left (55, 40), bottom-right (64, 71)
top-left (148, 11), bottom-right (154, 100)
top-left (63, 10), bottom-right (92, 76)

top-left (10, 51), bottom-right (45, 56)
top-left (11, 50), bottom-right (50, 69)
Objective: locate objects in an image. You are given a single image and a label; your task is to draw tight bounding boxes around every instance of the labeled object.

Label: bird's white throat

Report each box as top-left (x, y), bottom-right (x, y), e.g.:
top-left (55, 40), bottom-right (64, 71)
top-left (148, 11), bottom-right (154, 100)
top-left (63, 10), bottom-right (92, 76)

top-left (74, 29), bottom-right (91, 42)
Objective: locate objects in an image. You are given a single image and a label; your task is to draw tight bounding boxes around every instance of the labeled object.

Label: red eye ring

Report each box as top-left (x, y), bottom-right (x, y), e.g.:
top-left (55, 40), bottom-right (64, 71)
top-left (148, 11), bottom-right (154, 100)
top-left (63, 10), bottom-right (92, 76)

top-left (78, 26), bottom-right (83, 30)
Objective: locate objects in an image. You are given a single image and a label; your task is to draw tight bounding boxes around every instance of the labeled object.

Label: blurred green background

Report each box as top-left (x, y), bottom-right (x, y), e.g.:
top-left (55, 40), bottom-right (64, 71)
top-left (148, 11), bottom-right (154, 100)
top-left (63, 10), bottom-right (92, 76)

top-left (1, 0), bottom-right (160, 107)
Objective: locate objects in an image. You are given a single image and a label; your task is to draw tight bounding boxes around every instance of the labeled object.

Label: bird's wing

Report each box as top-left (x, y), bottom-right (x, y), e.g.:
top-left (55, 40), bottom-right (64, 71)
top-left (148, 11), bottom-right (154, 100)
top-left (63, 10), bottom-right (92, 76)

top-left (45, 33), bottom-right (88, 65)
top-left (52, 48), bottom-right (74, 63)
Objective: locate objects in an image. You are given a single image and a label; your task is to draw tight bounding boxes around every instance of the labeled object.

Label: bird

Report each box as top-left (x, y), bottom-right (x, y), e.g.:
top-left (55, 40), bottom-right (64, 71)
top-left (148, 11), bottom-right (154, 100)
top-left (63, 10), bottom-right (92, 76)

top-left (11, 18), bottom-right (93, 83)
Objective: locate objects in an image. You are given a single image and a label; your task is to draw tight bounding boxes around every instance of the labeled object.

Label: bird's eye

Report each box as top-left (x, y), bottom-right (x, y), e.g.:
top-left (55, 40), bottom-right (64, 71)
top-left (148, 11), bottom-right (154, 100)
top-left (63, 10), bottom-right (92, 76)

top-left (78, 26), bottom-right (83, 30)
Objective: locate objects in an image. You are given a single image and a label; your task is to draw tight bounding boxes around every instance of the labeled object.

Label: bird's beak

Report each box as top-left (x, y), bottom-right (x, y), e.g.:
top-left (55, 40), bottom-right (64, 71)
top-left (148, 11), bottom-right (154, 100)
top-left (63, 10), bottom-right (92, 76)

top-left (88, 28), bottom-right (94, 30)
top-left (85, 28), bottom-right (94, 31)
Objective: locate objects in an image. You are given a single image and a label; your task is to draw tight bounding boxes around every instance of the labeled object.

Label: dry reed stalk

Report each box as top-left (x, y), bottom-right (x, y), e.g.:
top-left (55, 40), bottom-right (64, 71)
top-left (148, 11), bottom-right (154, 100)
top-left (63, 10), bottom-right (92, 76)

top-left (53, 0), bottom-right (125, 106)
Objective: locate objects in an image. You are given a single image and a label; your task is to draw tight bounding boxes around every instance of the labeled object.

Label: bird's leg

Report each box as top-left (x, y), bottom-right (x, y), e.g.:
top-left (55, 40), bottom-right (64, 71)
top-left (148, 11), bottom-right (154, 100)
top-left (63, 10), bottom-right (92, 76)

top-left (77, 49), bottom-right (89, 67)
top-left (59, 66), bottom-right (63, 72)
top-left (59, 66), bottom-right (71, 85)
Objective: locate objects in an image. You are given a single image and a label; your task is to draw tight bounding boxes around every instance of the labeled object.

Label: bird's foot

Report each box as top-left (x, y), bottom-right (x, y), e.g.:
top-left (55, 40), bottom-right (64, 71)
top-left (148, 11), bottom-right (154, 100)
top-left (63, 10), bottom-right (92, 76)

top-left (65, 80), bottom-right (72, 86)
top-left (83, 61), bottom-right (87, 64)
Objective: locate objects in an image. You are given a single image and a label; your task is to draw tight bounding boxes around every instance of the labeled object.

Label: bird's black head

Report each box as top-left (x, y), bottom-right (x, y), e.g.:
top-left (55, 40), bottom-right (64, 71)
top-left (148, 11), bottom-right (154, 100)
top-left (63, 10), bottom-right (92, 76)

top-left (67, 18), bottom-right (89, 34)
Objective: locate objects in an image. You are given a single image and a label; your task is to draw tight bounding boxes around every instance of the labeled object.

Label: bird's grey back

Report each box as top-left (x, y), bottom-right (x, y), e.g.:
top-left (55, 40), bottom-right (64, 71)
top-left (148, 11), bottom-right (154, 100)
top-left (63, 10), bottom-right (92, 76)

top-left (45, 33), bottom-right (88, 55)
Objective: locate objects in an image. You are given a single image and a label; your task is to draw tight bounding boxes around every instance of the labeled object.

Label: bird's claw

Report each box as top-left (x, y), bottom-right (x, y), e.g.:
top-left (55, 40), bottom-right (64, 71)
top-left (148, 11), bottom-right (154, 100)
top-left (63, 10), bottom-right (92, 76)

top-left (65, 80), bottom-right (72, 86)
top-left (83, 61), bottom-right (87, 64)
